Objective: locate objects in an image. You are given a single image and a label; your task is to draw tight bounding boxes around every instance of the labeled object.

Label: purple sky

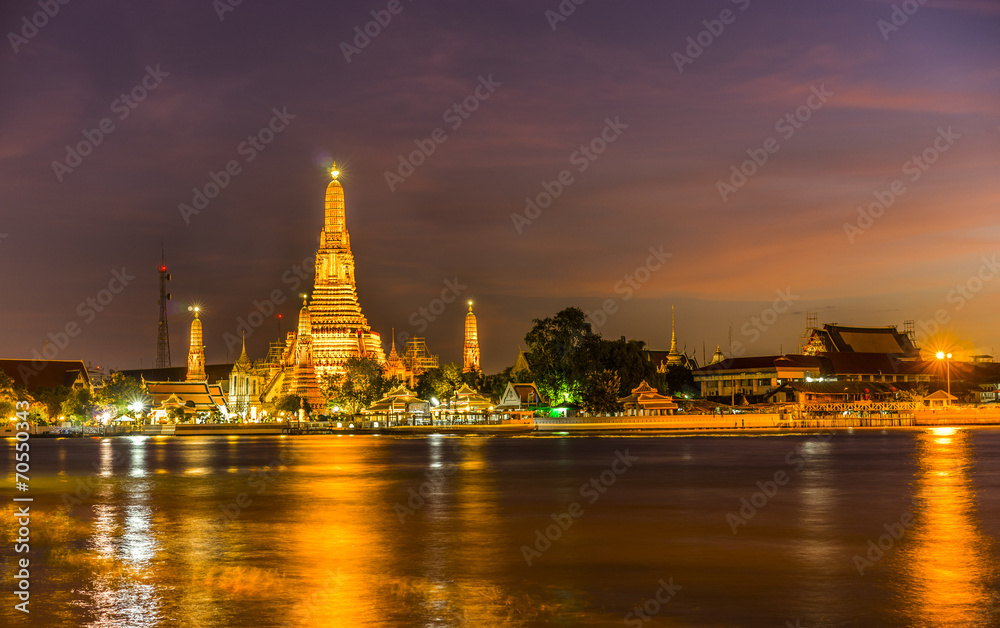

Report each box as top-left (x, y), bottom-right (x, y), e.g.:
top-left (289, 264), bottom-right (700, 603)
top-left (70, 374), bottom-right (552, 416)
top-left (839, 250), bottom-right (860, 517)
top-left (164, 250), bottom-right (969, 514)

top-left (1, 0), bottom-right (998, 374)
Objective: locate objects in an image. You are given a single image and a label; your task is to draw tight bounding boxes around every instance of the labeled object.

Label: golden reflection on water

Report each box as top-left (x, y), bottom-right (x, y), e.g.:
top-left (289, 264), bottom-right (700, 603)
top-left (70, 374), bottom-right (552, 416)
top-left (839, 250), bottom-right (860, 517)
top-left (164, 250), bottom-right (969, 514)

top-left (901, 428), bottom-right (996, 627)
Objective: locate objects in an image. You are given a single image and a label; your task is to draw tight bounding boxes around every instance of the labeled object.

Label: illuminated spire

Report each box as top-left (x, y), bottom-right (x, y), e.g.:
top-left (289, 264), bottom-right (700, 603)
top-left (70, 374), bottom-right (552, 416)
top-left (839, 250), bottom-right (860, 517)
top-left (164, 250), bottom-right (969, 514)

top-left (667, 305), bottom-right (683, 366)
top-left (186, 306), bottom-right (206, 381)
top-left (463, 300), bottom-right (481, 373)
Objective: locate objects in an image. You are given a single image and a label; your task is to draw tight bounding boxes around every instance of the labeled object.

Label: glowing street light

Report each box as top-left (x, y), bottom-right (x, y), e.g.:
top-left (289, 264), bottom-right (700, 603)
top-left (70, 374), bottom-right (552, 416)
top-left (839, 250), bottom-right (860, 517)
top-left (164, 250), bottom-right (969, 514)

top-left (935, 351), bottom-right (953, 397)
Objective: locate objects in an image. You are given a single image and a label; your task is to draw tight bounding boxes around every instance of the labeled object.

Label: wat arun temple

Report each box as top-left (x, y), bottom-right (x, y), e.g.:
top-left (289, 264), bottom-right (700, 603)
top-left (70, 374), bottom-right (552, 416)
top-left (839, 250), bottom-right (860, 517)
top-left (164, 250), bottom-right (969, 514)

top-left (271, 166), bottom-right (389, 408)
top-left (138, 165), bottom-right (480, 420)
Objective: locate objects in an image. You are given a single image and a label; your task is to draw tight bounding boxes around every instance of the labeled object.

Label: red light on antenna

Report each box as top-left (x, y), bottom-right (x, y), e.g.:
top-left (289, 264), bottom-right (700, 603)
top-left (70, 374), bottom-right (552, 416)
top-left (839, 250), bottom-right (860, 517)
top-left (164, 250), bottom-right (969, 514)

top-left (278, 314), bottom-right (283, 318)
top-left (160, 265), bottom-right (167, 272)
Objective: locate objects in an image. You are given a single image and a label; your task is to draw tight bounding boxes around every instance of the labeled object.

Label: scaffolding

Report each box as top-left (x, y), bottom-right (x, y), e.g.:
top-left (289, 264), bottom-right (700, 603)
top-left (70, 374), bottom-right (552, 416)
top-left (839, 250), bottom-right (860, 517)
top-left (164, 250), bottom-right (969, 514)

top-left (402, 337), bottom-right (439, 376)
top-left (799, 312), bottom-right (818, 354)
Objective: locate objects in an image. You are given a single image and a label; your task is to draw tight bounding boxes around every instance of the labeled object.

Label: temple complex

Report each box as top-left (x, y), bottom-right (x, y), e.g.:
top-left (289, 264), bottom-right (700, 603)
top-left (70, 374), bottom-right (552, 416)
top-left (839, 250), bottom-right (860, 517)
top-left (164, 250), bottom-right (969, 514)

top-left (463, 301), bottom-right (481, 373)
top-left (308, 165), bottom-right (386, 381)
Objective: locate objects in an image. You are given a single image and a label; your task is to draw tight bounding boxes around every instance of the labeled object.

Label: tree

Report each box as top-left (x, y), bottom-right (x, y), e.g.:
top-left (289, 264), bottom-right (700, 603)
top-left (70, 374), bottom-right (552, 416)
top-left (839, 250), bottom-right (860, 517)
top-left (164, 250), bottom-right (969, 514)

top-left (98, 372), bottom-right (147, 418)
top-left (61, 387), bottom-right (95, 423)
top-left (415, 362), bottom-right (465, 402)
top-left (580, 369), bottom-right (623, 415)
top-left (35, 386), bottom-right (71, 420)
top-left (0, 371), bottom-right (21, 420)
top-left (275, 395), bottom-right (311, 416)
top-left (322, 357), bottom-right (391, 414)
top-left (661, 364), bottom-right (696, 397)
top-left (524, 307), bottom-right (596, 404)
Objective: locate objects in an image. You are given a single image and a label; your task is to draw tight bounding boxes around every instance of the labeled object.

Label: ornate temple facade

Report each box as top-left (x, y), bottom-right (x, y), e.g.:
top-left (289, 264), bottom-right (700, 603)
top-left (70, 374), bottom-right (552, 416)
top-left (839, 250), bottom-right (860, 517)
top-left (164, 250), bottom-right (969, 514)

top-left (308, 167), bottom-right (386, 381)
top-left (463, 301), bottom-right (481, 373)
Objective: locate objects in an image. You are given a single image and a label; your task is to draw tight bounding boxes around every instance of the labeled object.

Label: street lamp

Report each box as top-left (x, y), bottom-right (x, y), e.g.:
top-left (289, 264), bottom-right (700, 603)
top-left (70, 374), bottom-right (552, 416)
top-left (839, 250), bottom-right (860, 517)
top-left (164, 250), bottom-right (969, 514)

top-left (935, 351), bottom-right (952, 397)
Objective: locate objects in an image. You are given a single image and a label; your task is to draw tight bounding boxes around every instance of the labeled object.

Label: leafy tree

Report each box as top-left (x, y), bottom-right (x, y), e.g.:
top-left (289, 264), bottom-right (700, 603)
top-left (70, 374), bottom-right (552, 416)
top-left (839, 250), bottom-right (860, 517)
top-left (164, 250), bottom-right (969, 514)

top-left (35, 386), bottom-right (71, 420)
top-left (97, 372), bottom-right (148, 418)
top-left (0, 371), bottom-right (32, 420)
top-left (167, 406), bottom-right (186, 423)
top-left (322, 356), bottom-right (391, 414)
top-left (580, 369), bottom-right (623, 414)
top-left (61, 387), bottom-right (95, 423)
top-left (661, 364), bottom-right (696, 397)
top-left (524, 307), bottom-right (596, 403)
top-left (275, 395), bottom-right (312, 416)
top-left (415, 362), bottom-right (464, 402)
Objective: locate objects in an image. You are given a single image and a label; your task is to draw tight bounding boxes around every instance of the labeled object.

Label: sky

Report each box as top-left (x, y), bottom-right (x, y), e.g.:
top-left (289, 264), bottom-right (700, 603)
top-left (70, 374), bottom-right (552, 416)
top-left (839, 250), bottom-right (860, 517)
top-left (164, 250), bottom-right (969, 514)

top-left (1, 0), bottom-right (998, 374)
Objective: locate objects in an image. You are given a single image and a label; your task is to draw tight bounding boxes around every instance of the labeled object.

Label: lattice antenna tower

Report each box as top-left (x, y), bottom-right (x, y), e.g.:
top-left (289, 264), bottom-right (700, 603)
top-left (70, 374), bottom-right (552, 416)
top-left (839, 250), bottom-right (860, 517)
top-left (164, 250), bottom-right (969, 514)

top-left (155, 245), bottom-right (172, 368)
top-left (799, 312), bottom-right (818, 354)
top-left (902, 319), bottom-right (917, 349)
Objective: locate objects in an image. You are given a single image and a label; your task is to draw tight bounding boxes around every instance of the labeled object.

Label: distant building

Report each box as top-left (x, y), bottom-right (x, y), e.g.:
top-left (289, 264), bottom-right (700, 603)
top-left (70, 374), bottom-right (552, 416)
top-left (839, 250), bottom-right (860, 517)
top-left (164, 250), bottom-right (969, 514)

top-left (0, 359), bottom-right (93, 393)
top-left (803, 324), bottom-right (919, 358)
top-left (647, 306), bottom-right (699, 371)
top-left (618, 381), bottom-right (678, 415)
top-left (496, 382), bottom-right (546, 415)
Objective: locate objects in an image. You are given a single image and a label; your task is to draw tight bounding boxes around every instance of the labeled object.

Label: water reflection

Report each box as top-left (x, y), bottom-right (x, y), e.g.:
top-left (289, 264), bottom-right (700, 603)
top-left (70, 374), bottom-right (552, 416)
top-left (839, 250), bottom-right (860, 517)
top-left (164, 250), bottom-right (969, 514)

top-left (901, 428), bottom-right (996, 627)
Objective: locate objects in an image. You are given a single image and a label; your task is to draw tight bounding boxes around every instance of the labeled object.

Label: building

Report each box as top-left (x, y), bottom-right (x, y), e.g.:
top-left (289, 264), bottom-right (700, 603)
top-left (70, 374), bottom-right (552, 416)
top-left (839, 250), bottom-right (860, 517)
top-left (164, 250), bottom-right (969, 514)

top-left (228, 336), bottom-right (265, 420)
top-left (308, 166), bottom-right (386, 381)
top-left (618, 380), bottom-right (678, 415)
top-left (463, 301), bottom-right (481, 373)
top-left (803, 323), bottom-right (919, 358)
top-left (0, 359), bottom-right (93, 394)
top-left (496, 382), bottom-right (547, 416)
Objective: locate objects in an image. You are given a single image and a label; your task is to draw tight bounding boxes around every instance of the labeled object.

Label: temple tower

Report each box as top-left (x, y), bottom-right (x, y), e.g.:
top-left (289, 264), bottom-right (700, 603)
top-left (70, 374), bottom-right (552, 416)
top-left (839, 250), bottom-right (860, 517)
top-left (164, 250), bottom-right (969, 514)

top-left (309, 165), bottom-right (386, 380)
top-left (666, 305), bottom-right (683, 366)
top-left (186, 307), bottom-right (206, 381)
top-left (282, 296), bottom-right (324, 410)
top-left (463, 301), bottom-right (481, 373)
